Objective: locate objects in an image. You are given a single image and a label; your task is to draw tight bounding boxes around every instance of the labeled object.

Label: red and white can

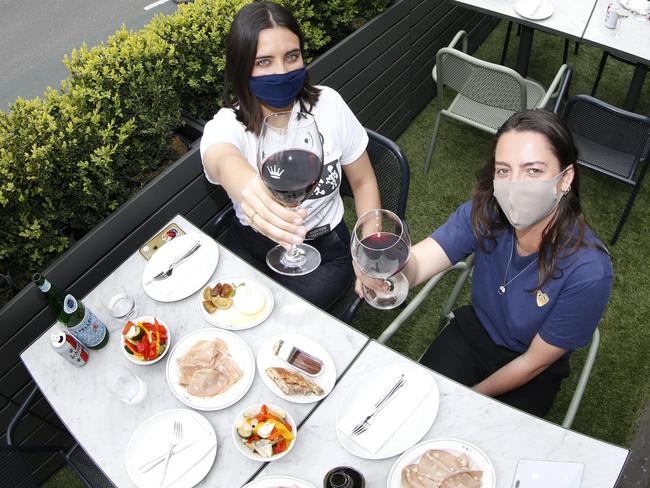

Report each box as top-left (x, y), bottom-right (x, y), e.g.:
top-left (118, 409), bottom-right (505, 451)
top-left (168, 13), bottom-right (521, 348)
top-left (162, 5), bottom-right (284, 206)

top-left (51, 331), bottom-right (89, 366)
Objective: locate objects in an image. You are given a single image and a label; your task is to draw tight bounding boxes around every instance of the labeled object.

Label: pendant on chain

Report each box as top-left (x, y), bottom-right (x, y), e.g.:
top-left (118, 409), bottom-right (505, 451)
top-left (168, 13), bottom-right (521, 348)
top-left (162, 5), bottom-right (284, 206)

top-left (498, 285), bottom-right (506, 295)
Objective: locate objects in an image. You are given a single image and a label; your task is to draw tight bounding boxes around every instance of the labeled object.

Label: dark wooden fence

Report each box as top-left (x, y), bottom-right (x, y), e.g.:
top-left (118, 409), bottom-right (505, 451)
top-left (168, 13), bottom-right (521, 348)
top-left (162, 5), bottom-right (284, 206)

top-left (0, 1), bottom-right (496, 483)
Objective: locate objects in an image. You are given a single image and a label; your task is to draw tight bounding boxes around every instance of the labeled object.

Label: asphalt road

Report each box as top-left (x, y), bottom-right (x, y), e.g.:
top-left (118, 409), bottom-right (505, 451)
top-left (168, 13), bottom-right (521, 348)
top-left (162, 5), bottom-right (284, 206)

top-left (0, 0), bottom-right (179, 111)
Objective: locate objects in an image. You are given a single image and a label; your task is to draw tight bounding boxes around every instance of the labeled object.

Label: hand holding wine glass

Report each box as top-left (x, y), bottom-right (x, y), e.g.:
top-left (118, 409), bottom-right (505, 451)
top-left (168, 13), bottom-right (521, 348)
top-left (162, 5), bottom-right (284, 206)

top-left (257, 111), bottom-right (324, 276)
top-left (351, 209), bottom-right (411, 309)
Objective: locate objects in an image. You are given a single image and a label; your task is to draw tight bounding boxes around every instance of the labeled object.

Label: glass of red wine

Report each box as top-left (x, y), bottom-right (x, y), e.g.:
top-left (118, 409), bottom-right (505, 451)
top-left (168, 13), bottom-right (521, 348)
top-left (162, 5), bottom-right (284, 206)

top-left (350, 209), bottom-right (411, 309)
top-left (258, 111), bottom-right (324, 276)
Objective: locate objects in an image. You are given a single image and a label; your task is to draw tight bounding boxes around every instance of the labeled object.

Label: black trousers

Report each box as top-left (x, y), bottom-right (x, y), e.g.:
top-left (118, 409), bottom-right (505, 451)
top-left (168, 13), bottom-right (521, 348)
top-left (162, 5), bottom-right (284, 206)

top-left (218, 217), bottom-right (355, 311)
top-left (419, 305), bottom-right (570, 417)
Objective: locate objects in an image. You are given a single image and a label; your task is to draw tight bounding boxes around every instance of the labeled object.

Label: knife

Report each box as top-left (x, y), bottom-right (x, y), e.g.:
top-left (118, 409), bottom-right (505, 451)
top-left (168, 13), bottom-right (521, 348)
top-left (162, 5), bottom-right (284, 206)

top-left (138, 434), bottom-right (211, 473)
top-left (160, 441), bottom-right (217, 488)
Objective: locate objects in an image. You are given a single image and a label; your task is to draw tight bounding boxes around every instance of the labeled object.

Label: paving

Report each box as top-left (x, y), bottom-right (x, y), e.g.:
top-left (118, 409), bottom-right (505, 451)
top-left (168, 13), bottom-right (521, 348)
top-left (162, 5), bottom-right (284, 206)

top-left (618, 400), bottom-right (650, 488)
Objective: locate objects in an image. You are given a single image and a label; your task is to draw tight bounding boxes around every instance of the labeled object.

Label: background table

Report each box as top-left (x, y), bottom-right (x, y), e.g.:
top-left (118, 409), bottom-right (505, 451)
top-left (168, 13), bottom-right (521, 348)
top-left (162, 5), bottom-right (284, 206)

top-left (259, 341), bottom-right (629, 488)
top-left (21, 215), bottom-right (368, 487)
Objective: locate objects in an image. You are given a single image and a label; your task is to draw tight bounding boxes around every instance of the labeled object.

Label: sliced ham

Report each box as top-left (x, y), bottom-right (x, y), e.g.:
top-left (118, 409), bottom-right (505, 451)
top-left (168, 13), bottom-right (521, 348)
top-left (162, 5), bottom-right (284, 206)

top-left (177, 338), bottom-right (242, 397)
top-left (401, 449), bottom-right (483, 488)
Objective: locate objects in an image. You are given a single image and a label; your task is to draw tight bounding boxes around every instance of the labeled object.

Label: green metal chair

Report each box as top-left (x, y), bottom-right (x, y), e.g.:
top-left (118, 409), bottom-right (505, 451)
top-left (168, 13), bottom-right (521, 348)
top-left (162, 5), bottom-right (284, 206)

top-left (376, 253), bottom-right (600, 429)
top-left (424, 30), bottom-right (573, 173)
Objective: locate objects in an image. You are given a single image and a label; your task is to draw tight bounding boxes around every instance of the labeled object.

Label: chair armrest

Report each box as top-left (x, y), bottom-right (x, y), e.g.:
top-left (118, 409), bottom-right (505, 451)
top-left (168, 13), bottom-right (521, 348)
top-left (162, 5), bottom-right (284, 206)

top-left (538, 64), bottom-right (572, 112)
top-left (562, 328), bottom-right (600, 429)
top-left (448, 30), bottom-right (468, 53)
top-left (204, 201), bottom-right (234, 238)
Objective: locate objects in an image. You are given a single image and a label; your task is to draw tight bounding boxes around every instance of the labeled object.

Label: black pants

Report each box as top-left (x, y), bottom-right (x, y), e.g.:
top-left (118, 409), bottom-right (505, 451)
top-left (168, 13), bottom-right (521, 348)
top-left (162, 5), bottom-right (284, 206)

top-left (218, 217), bottom-right (355, 311)
top-left (419, 305), bottom-right (570, 417)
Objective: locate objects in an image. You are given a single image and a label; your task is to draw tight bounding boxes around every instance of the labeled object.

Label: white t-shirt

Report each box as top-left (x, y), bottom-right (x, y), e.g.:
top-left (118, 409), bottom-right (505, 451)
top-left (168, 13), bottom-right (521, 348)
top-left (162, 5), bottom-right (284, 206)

top-left (199, 86), bottom-right (368, 235)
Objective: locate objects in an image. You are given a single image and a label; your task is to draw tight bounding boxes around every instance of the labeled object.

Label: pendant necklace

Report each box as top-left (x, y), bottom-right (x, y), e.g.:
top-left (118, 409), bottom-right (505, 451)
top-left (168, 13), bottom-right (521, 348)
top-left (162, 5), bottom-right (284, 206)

top-left (498, 233), bottom-right (538, 295)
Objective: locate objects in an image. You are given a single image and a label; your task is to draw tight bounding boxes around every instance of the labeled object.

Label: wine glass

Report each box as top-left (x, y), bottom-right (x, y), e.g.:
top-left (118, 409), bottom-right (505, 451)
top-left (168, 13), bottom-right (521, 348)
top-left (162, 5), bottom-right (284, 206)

top-left (615, 5), bottom-right (631, 37)
top-left (258, 112), bottom-right (324, 276)
top-left (350, 209), bottom-right (411, 309)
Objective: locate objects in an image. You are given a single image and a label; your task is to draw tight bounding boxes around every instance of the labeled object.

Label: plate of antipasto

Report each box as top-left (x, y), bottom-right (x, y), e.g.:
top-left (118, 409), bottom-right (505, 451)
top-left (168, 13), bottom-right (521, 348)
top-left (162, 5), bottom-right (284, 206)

top-left (198, 277), bottom-right (274, 330)
top-left (386, 438), bottom-right (495, 488)
top-left (165, 328), bottom-right (254, 411)
top-left (256, 333), bottom-right (335, 403)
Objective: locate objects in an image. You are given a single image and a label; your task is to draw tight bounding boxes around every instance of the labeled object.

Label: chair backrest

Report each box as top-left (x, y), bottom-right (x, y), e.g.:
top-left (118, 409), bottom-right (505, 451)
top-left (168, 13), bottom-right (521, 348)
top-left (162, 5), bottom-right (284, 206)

top-left (563, 95), bottom-right (650, 182)
top-left (436, 47), bottom-right (528, 113)
top-left (340, 128), bottom-right (410, 219)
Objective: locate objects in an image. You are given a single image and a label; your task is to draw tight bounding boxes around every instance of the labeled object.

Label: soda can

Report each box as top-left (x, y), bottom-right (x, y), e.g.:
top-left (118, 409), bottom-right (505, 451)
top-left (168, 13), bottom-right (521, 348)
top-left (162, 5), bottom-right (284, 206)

top-left (51, 331), bottom-right (89, 367)
top-left (604, 3), bottom-right (619, 28)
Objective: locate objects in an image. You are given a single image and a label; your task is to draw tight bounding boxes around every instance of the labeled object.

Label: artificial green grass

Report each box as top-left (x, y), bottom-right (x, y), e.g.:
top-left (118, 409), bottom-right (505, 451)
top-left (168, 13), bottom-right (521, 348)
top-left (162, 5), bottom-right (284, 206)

top-left (351, 20), bottom-right (650, 448)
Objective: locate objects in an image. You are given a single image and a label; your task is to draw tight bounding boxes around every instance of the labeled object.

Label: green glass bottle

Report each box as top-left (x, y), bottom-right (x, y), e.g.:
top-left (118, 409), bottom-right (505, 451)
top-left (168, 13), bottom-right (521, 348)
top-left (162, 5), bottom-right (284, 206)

top-left (33, 273), bottom-right (66, 318)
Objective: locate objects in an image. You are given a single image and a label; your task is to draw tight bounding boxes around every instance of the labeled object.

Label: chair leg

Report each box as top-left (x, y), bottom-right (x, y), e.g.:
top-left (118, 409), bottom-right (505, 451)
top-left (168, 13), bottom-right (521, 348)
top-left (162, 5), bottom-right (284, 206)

top-left (501, 21), bottom-right (513, 65)
top-left (591, 51), bottom-right (609, 97)
top-left (562, 38), bottom-right (569, 64)
top-left (424, 112), bottom-right (443, 174)
top-left (610, 183), bottom-right (642, 245)
top-left (574, 41), bottom-right (580, 55)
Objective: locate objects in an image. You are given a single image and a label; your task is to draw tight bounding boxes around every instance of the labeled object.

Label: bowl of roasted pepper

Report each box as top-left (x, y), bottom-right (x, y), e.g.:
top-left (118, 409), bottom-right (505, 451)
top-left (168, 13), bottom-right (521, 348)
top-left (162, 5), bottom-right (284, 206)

top-left (121, 316), bottom-right (170, 365)
top-left (232, 403), bottom-right (296, 461)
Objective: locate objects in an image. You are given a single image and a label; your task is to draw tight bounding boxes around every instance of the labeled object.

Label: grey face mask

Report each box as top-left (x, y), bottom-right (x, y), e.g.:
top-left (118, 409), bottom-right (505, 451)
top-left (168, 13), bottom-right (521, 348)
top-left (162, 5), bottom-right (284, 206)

top-left (493, 166), bottom-right (571, 230)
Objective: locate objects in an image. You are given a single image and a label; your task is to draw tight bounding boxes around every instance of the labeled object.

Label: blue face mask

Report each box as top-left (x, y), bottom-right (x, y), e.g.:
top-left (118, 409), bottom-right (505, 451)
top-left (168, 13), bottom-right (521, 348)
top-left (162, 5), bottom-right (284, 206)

top-left (249, 67), bottom-right (307, 109)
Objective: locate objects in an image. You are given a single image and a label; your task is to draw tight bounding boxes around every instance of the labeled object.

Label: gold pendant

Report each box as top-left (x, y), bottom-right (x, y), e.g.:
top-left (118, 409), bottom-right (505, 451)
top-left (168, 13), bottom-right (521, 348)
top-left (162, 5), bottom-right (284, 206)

top-left (536, 290), bottom-right (549, 307)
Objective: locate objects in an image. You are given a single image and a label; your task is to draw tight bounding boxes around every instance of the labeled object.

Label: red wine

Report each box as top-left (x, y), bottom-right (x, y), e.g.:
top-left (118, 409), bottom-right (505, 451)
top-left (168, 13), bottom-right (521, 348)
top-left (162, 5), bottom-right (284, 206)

top-left (355, 232), bottom-right (409, 277)
top-left (261, 149), bottom-right (322, 206)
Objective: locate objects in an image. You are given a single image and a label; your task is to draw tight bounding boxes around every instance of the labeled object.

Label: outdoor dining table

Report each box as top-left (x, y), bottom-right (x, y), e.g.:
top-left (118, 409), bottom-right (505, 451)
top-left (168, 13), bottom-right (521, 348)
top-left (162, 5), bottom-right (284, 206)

top-left (259, 340), bottom-right (629, 488)
top-left (20, 215), bottom-right (369, 487)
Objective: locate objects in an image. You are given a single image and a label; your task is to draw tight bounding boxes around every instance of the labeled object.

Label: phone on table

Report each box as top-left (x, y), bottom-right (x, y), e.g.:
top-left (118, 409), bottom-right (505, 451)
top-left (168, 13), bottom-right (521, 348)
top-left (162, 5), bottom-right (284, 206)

top-left (139, 223), bottom-right (185, 260)
top-left (512, 460), bottom-right (583, 488)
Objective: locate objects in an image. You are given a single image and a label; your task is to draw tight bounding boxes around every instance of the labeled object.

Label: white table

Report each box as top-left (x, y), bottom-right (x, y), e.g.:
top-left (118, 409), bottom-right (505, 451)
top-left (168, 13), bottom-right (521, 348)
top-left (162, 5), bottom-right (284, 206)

top-left (260, 341), bottom-right (629, 488)
top-left (582, 0), bottom-right (650, 109)
top-left (21, 215), bottom-right (369, 488)
top-left (452, 0), bottom-right (598, 76)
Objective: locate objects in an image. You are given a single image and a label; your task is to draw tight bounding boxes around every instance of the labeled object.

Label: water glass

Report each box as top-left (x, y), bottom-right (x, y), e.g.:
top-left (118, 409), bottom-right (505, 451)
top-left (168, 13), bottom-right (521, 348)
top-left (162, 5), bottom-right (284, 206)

top-left (106, 284), bottom-right (136, 321)
top-left (104, 365), bottom-right (147, 405)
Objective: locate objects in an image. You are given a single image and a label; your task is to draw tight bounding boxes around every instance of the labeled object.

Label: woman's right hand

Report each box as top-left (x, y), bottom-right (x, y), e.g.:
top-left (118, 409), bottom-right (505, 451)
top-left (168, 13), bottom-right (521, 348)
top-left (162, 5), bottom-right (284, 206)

top-left (240, 176), bottom-right (308, 249)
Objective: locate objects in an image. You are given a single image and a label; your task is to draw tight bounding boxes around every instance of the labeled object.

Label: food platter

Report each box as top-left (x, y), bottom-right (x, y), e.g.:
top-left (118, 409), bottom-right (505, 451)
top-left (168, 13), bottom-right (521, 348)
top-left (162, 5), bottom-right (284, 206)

top-left (386, 438), bottom-right (496, 488)
top-left (256, 333), bottom-right (335, 403)
top-left (165, 328), bottom-right (254, 411)
top-left (198, 277), bottom-right (274, 330)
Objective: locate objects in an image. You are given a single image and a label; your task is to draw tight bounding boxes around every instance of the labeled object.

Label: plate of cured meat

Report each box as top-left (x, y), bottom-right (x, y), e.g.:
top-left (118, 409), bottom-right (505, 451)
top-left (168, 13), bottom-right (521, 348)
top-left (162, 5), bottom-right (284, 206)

top-left (165, 328), bottom-right (255, 411)
top-left (386, 438), bottom-right (495, 488)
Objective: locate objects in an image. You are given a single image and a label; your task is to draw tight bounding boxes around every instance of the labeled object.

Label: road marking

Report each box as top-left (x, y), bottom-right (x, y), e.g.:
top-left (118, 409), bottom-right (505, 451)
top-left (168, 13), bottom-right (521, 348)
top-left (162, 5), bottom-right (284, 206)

top-left (144, 0), bottom-right (169, 10)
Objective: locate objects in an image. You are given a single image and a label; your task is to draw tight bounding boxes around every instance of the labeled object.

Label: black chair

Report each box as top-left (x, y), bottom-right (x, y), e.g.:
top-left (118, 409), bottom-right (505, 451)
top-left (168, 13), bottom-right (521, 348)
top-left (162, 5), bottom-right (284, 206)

top-left (591, 51), bottom-right (648, 104)
top-left (5, 384), bottom-right (116, 488)
top-left (563, 95), bottom-right (650, 244)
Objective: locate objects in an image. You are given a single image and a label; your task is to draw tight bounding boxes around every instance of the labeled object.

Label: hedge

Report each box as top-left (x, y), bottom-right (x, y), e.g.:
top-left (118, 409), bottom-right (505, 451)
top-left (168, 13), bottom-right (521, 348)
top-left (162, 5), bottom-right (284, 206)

top-left (0, 0), bottom-right (392, 305)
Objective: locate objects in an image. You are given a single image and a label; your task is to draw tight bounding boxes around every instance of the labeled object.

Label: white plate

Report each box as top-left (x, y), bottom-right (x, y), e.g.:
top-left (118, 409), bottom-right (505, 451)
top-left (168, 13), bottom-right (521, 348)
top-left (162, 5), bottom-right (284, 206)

top-left (121, 315), bottom-right (171, 365)
top-left (142, 233), bottom-right (219, 302)
top-left (514, 0), bottom-right (554, 20)
top-left (125, 408), bottom-right (217, 488)
top-left (243, 476), bottom-right (316, 488)
top-left (386, 438), bottom-right (496, 488)
top-left (335, 364), bottom-right (439, 460)
top-left (165, 328), bottom-right (255, 411)
top-left (256, 333), bottom-right (336, 404)
top-left (198, 277), bottom-right (274, 330)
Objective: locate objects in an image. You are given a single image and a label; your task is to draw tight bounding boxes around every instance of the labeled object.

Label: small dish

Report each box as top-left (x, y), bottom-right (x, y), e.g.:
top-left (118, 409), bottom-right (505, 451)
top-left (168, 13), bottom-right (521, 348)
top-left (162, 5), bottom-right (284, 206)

top-left (242, 476), bottom-right (315, 488)
top-left (514, 0), bottom-right (554, 20)
top-left (232, 403), bottom-right (297, 462)
top-left (121, 315), bottom-right (171, 365)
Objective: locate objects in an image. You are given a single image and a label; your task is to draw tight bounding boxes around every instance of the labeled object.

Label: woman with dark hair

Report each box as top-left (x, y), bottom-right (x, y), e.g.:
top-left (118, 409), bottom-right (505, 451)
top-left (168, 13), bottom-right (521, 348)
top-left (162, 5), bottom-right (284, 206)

top-left (201, 1), bottom-right (380, 310)
top-left (357, 109), bottom-right (613, 416)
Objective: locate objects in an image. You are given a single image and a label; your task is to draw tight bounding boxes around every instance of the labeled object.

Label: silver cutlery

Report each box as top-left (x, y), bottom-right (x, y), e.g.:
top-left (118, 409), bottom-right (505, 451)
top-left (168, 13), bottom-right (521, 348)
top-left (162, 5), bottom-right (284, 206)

top-left (147, 241), bottom-right (201, 284)
top-left (161, 440), bottom-right (216, 488)
top-left (139, 433), bottom-right (209, 473)
top-left (159, 420), bottom-right (183, 487)
top-left (350, 374), bottom-right (407, 436)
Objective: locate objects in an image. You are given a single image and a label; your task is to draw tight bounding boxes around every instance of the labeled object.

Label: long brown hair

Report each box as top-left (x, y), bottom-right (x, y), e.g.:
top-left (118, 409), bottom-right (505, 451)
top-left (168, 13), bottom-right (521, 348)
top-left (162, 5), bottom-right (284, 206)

top-left (224, 1), bottom-right (321, 134)
top-left (471, 109), bottom-right (596, 289)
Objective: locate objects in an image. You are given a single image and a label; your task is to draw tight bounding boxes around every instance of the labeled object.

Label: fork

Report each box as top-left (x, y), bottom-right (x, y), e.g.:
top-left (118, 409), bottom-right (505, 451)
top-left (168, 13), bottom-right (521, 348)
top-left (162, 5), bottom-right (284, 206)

top-left (159, 420), bottom-right (183, 487)
top-left (350, 374), bottom-right (407, 436)
top-left (147, 241), bottom-right (201, 283)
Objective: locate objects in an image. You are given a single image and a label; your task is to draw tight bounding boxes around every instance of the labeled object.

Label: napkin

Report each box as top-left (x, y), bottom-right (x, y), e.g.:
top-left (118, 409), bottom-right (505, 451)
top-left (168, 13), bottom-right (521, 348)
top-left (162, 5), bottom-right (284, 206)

top-left (338, 365), bottom-right (433, 454)
top-left (145, 237), bottom-right (208, 298)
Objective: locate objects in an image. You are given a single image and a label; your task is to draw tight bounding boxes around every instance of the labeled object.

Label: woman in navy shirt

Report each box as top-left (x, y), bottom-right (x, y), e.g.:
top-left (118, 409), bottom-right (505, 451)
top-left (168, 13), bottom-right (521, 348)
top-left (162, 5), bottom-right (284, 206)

top-left (358, 109), bottom-right (613, 416)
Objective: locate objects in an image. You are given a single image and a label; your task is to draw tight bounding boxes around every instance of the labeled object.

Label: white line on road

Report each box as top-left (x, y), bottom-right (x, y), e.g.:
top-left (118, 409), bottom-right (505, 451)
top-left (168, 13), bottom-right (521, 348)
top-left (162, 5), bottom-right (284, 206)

top-left (144, 0), bottom-right (169, 10)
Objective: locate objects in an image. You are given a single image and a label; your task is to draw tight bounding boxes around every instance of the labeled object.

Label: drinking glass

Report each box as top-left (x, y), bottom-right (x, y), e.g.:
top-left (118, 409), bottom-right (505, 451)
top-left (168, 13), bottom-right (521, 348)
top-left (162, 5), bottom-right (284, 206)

top-left (104, 365), bottom-right (147, 405)
top-left (258, 112), bottom-right (324, 276)
top-left (615, 6), bottom-right (631, 37)
top-left (106, 284), bottom-right (136, 321)
top-left (350, 209), bottom-right (411, 309)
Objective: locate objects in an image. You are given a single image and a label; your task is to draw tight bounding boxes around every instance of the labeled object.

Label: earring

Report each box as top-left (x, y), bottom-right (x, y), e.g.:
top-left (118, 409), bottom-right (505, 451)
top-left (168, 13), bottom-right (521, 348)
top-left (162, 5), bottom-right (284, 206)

top-left (563, 184), bottom-right (572, 195)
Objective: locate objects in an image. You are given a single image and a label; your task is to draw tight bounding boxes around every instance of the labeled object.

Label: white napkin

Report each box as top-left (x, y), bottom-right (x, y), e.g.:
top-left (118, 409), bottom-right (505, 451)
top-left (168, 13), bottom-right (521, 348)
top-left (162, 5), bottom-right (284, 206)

top-left (338, 365), bottom-right (433, 454)
top-left (145, 238), bottom-right (208, 298)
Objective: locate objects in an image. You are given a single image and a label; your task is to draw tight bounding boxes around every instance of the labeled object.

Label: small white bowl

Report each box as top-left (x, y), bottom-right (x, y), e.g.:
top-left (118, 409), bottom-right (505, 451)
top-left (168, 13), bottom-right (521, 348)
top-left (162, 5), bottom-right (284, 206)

top-left (121, 315), bottom-right (171, 365)
top-left (232, 403), bottom-right (297, 462)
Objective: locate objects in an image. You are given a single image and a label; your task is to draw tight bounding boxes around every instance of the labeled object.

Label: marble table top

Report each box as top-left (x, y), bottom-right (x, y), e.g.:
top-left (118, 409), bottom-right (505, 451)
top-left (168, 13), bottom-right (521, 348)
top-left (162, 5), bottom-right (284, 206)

top-left (259, 341), bottom-right (629, 488)
top-left (21, 215), bottom-right (368, 488)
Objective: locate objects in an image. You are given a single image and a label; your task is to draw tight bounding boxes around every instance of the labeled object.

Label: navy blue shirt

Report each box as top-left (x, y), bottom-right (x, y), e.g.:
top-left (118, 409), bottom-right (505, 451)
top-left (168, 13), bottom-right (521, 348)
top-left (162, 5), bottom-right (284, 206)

top-left (431, 201), bottom-right (613, 353)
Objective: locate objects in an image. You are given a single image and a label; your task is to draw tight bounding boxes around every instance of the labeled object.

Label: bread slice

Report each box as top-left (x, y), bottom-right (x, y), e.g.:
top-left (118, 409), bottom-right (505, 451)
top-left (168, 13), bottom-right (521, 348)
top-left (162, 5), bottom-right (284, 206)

top-left (266, 367), bottom-right (324, 396)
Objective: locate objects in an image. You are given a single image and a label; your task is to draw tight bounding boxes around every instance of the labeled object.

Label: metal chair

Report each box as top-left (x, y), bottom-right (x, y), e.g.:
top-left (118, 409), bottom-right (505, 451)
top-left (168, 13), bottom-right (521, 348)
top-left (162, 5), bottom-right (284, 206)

top-left (376, 254), bottom-right (600, 429)
top-left (424, 30), bottom-right (573, 173)
top-left (563, 94), bottom-right (650, 245)
top-left (6, 384), bottom-right (116, 488)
